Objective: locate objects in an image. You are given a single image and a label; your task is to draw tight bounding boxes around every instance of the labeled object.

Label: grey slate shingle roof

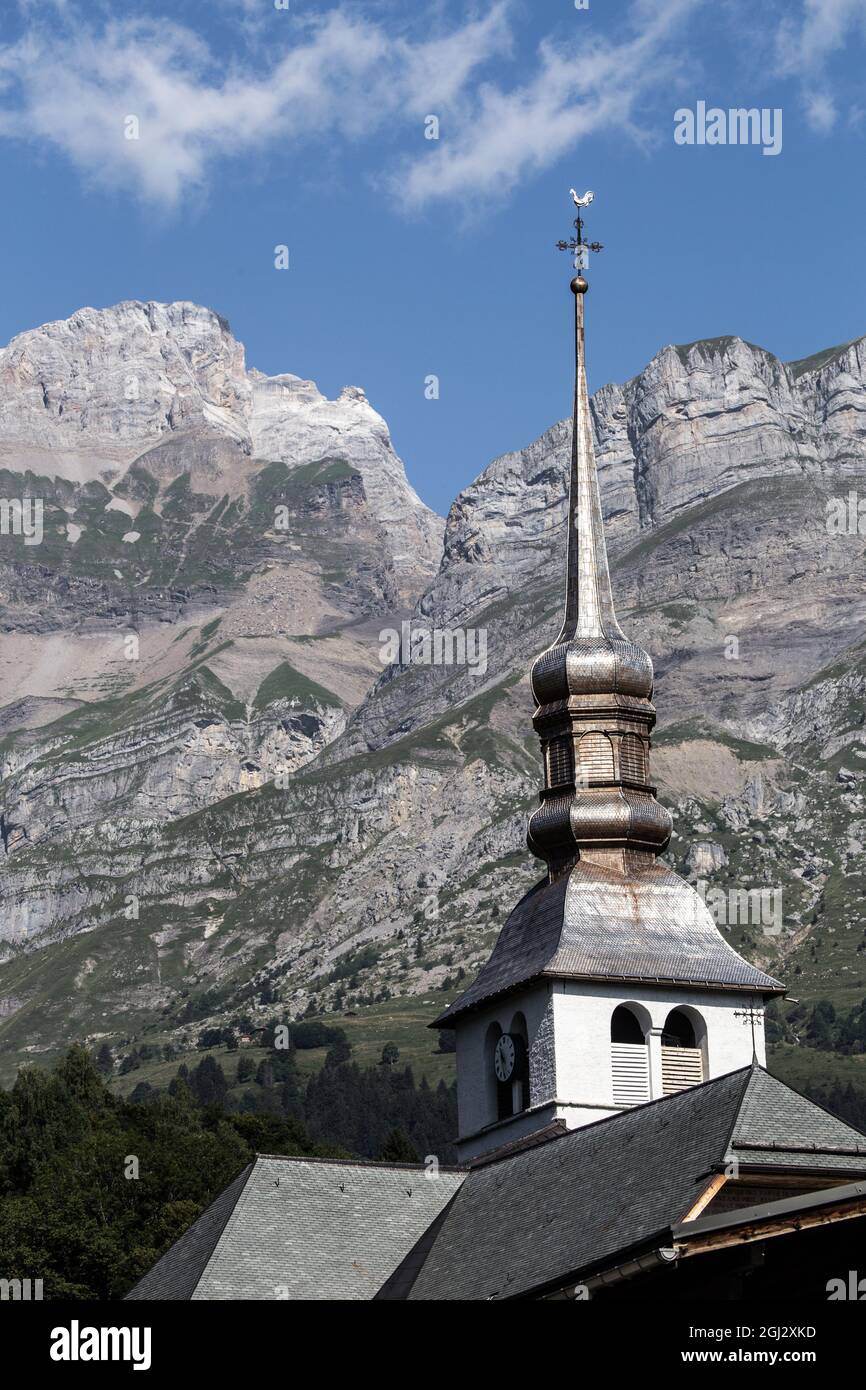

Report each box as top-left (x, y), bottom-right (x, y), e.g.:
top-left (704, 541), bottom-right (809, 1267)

top-left (125, 1067), bottom-right (866, 1301)
top-left (404, 1068), bottom-right (749, 1300)
top-left (434, 862), bottom-right (783, 1026)
top-left (127, 1156), bottom-right (465, 1301)
top-left (400, 1066), bottom-right (866, 1300)
top-left (727, 1066), bottom-right (866, 1171)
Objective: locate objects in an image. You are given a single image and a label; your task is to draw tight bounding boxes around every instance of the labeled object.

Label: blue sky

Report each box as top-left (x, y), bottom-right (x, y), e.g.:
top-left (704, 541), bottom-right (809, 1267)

top-left (0, 0), bottom-right (864, 515)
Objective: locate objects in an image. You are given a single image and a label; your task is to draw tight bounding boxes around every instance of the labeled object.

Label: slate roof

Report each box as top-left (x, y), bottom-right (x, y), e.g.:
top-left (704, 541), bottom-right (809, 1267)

top-left (126, 1067), bottom-right (866, 1301)
top-left (727, 1065), bottom-right (866, 1172)
top-left (126, 1156), bottom-right (465, 1301)
top-left (399, 1066), bottom-right (866, 1300)
top-left (434, 862), bottom-right (783, 1026)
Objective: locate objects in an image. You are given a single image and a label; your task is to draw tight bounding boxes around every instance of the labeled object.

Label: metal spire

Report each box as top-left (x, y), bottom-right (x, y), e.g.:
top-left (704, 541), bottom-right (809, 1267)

top-left (554, 194), bottom-right (623, 645)
top-left (526, 190), bottom-right (672, 880)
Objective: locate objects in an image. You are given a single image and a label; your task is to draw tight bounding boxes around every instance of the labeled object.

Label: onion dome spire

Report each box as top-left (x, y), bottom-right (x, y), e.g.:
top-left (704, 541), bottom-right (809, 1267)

top-left (528, 193), bottom-right (672, 880)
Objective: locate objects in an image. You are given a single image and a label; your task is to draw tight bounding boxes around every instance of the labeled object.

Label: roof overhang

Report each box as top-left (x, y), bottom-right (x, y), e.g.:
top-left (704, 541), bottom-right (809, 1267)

top-left (672, 1179), bottom-right (866, 1258)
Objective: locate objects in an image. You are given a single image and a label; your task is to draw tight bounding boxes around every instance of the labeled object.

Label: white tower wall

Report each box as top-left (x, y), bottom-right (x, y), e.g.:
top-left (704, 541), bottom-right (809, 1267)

top-left (454, 981), bottom-right (765, 1163)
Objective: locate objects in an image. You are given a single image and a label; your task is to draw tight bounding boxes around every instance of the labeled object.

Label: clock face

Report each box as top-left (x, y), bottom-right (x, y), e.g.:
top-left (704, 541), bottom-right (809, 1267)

top-left (494, 1033), bottom-right (516, 1082)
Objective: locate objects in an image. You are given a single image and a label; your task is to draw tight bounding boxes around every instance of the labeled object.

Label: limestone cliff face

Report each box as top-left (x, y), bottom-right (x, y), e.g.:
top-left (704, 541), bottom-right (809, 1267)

top-left (1, 318), bottom-right (865, 1079)
top-left (0, 301), bottom-right (249, 467)
top-left (348, 333), bottom-right (866, 754)
top-left (247, 371), bottom-right (440, 579)
top-left (0, 300), bottom-right (442, 599)
top-left (426, 333), bottom-right (866, 619)
top-left (0, 301), bottom-right (441, 992)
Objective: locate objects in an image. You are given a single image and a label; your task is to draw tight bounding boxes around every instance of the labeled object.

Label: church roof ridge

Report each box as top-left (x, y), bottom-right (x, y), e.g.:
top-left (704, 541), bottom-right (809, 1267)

top-left (250, 1152), bottom-right (467, 1173)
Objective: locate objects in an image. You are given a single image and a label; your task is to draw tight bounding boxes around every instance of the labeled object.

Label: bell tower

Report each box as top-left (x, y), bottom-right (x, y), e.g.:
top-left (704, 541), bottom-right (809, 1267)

top-left (432, 191), bottom-right (785, 1164)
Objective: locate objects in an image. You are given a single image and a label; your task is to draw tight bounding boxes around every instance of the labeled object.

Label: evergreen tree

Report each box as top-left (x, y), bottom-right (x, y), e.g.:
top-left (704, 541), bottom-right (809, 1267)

top-left (236, 1055), bottom-right (256, 1084)
top-left (378, 1128), bottom-right (420, 1163)
top-left (129, 1081), bottom-right (158, 1104)
top-left (0, 1047), bottom-right (330, 1299)
top-left (324, 1034), bottom-right (352, 1068)
top-left (189, 1056), bottom-right (228, 1106)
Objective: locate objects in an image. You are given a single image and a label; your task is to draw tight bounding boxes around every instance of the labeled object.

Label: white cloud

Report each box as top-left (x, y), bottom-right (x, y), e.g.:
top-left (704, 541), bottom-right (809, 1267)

top-left (803, 89), bottom-right (838, 133)
top-left (0, 6), bottom-right (511, 208)
top-left (776, 0), bottom-right (866, 73)
top-left (0, 0), bottom-right (699, 212)
top-left (394, 0), bottom-right (699, 209)
top-left (775, 0), bottom-right (866, 132)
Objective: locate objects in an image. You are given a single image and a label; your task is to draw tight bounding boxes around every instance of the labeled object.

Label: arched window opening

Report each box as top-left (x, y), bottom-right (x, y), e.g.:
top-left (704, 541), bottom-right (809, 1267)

top-left (661, 1008), bottom-right (705, 1093)
top-left (484, 1022), bottom-right (503, 1127)
top-left (610, 1004), bottom-right (650, 1106)
top-left (662, 1009), bottom-right (697, 1048)
top-left (494, 1017), bottom-right (530, 1122)
top-left (611, 1005), bottom-right (646, 1045)
top-left (509, 1013), bottom-right (531, 1115)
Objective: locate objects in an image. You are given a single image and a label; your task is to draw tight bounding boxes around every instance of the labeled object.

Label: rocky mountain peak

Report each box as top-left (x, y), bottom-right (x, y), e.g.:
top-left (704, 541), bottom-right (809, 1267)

top-left (0, 299), bottom-right (443, 589)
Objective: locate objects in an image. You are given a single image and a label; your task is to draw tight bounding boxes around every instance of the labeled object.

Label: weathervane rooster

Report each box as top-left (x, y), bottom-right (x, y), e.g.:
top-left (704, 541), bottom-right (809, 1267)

top-left (557, 188), bottom-right (603, 273)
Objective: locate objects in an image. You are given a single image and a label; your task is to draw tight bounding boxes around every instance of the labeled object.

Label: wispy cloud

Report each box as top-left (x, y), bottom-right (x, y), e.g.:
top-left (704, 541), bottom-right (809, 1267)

top-left (775, 0), bottom-right (866, 131)
top-left (395, 0), bottom-right (699, 210)
top-left (0, 0), bottom-right (698, 213)
top-left (0, 6), bottom-right (511, 208)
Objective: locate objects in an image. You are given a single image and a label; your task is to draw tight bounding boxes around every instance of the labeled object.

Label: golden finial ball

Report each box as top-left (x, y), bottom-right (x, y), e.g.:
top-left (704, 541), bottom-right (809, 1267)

top-left (571, 275), bottom-right (589, 294)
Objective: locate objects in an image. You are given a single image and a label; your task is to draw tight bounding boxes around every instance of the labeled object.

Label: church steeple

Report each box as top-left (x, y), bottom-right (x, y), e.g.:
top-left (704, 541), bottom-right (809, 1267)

top-left (434, 192), bottom-right (784, 1164)
top-left (528, 198), bottom-right (672, 880)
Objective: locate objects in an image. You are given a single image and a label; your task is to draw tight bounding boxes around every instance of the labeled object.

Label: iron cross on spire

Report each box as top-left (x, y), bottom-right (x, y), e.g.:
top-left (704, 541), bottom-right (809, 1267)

top-left (734, 999), bottom-right (764, 1062)
top-left (556, 188), bottom-right (603, 272)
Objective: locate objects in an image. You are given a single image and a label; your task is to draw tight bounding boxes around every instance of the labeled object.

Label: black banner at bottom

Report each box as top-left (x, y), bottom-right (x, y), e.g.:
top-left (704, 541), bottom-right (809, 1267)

top-left (0, 1299), bottom-right (863, 1374)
